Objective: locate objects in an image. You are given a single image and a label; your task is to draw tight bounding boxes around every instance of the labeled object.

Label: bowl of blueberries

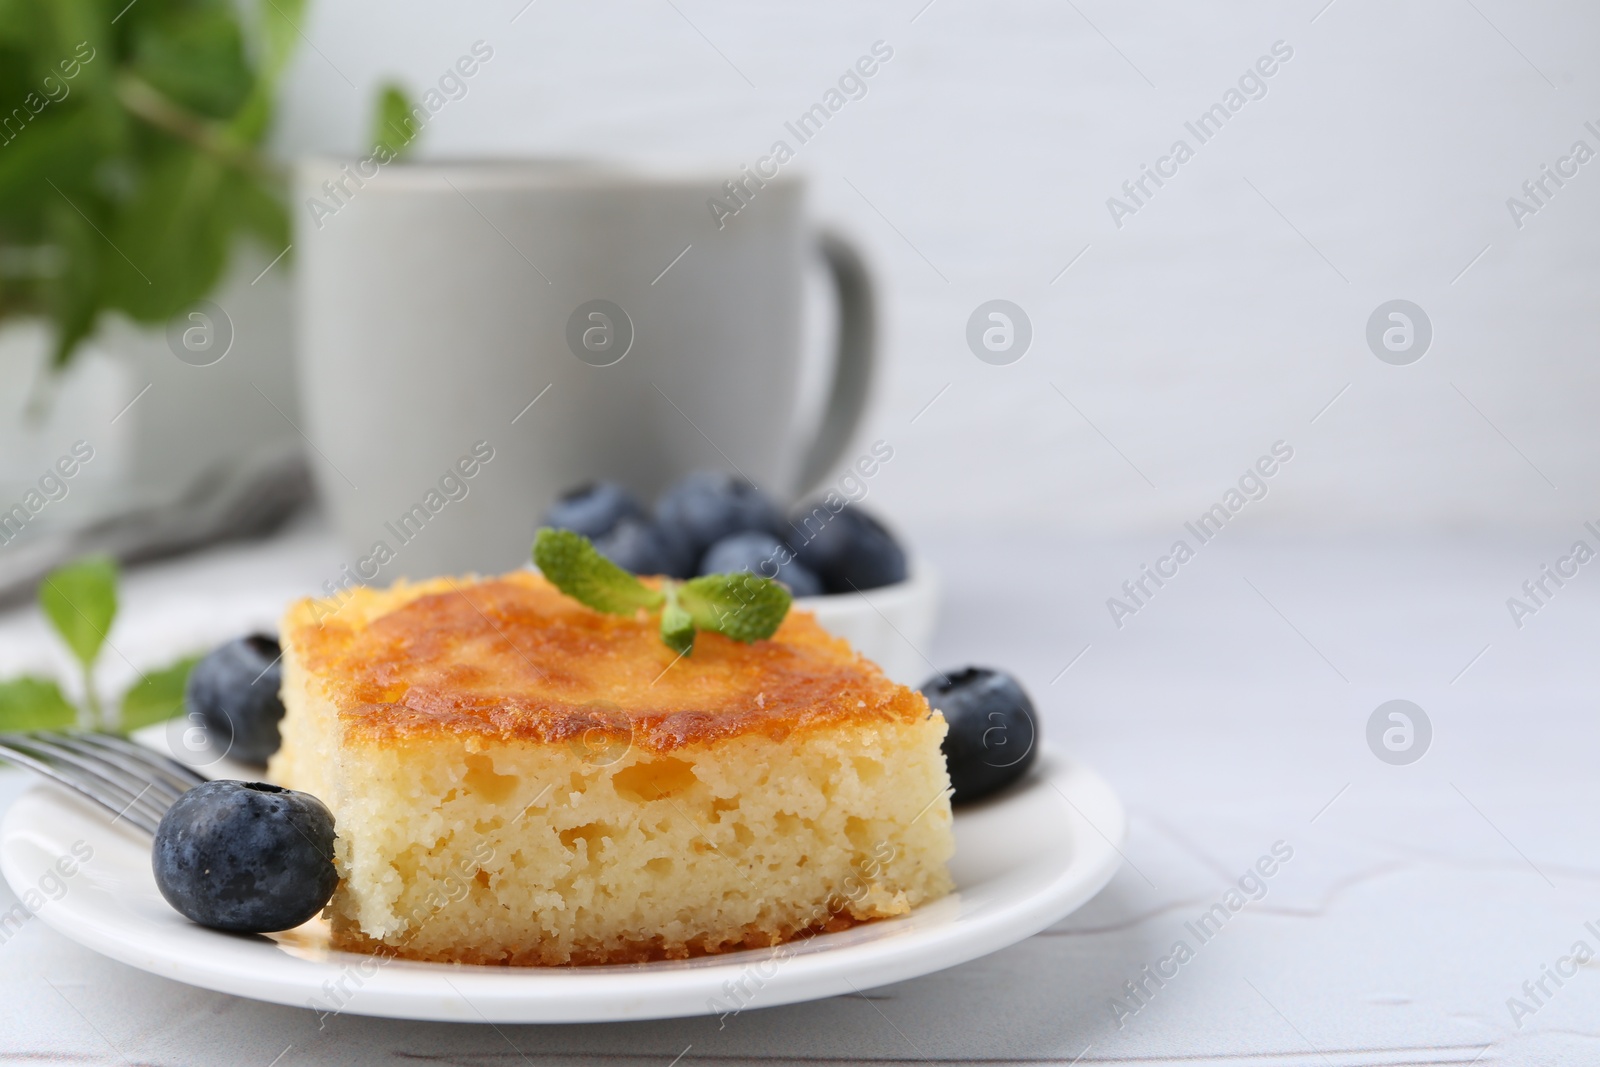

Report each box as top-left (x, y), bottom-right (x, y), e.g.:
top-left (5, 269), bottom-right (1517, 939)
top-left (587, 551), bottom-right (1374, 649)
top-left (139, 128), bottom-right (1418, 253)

top-left (540, 470), bottom-right (938, 684)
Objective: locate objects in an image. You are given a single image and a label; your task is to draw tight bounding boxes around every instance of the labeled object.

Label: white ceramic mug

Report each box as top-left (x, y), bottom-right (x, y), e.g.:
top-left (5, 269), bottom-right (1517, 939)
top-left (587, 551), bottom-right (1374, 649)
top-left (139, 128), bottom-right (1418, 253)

top-left (294, 160), bottom-right (875, 580)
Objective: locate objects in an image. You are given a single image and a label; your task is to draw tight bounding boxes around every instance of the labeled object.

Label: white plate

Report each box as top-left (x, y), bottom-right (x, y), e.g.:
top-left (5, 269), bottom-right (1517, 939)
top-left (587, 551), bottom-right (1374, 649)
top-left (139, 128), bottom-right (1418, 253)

top-left (0, 746), bottom-right (1122, 1023)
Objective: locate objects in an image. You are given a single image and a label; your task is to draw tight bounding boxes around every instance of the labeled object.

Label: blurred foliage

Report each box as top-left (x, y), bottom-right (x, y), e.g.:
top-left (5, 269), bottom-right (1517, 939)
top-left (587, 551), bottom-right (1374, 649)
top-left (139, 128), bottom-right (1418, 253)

top-left (368, 83), bottom-right (414, 163)
top-left (0, 0), bottom-right (302, 368)
top-left (0, 0), bottom-right (414, 370)
top-left (0, 676), bottom-right (76, 730)
top-left (0, 555), bottom-right (197, 735)
top-left (36, 551), bottom-right (117, 724)
top-left (119, 653), bottom-right (198, 731)
top-left (37, 552), bottom-right (117, 671)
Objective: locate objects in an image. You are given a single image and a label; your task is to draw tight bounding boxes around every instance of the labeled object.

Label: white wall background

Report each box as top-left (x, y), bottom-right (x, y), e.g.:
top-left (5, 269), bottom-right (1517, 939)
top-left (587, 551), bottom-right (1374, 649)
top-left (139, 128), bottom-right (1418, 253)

top-left (273, 0), bottom-right (1600, 535)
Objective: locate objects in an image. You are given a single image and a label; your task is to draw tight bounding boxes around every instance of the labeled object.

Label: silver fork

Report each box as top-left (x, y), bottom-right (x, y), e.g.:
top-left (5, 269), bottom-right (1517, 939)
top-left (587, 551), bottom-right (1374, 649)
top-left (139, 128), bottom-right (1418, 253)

top-left (0, 731), bottom-right (210, 835)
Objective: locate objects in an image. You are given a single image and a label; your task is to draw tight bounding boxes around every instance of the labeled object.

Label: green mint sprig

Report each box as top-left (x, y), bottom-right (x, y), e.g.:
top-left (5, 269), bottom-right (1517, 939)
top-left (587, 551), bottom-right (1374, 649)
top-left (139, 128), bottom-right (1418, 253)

top-left (533, 528), bottom-right (792, 656)
top-left (1, 0), bottom-right (417, 378)
top-left (0, 555), bottom-right (197, 736)
top-left (38, 555), bottom-right (118, 726)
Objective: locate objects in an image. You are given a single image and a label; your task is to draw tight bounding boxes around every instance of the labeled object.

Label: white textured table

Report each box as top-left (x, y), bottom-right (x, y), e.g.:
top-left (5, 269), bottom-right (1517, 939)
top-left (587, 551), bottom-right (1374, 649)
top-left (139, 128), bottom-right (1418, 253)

top-left (1, 519), bottom-right (1594, 1066)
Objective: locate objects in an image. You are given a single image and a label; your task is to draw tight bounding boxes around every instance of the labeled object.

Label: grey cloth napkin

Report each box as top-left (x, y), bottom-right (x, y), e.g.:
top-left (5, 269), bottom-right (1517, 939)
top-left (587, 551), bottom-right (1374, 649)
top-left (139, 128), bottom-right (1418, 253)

top-left (0, 447), bottom-right (311, 607)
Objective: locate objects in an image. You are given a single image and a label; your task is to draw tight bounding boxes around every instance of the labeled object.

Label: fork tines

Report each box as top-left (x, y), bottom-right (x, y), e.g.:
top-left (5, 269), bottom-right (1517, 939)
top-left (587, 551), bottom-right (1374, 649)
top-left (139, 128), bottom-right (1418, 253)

top-left (0, 731), bottom-right (210, 836)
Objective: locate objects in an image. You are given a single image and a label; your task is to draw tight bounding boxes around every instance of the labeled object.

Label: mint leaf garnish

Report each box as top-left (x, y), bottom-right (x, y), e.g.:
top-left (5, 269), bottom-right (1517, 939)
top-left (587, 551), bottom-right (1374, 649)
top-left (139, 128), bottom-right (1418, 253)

top-left (39, 555), bottom-right (118, 671)
top-left (533, 528), bottom-right (791, 654)
top-left (659, 592), bottom-right (696, 656)
top-left (119, 654), bottom-right (200, 733)
top-left (0, 676), bottom-right (78, 731)
top-left (679, 573), bottom-right (792, 644)
top-left (38, 555), bottom-right (119, 728)
top-left (534, 528), bottom-right (664, 615)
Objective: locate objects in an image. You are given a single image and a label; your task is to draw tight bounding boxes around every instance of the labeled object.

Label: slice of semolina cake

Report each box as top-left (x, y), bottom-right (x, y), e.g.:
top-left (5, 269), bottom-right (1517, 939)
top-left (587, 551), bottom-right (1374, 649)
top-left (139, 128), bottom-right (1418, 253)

top-left (268, 569), bottom-right (953, 965)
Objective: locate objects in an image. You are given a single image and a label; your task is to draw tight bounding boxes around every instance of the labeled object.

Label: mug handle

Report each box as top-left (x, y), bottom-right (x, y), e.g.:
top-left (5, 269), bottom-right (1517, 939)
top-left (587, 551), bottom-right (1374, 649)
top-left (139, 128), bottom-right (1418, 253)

top-left (794, 229), bottom-right (878, 496)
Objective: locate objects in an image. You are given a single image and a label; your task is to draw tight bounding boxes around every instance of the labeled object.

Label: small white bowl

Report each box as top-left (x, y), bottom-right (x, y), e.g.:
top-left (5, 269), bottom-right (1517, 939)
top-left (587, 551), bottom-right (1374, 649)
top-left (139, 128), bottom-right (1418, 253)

top-left (794, 565), bottom-right (940, 685)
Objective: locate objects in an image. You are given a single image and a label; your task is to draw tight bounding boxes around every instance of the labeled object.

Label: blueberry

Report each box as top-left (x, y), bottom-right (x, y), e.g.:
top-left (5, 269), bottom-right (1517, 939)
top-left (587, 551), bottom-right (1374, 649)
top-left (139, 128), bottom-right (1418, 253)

top-left (185, 635), bottom-right (285, 766)
top-left (789, 505), bottom-right (908, 593)
top-left (541, 481), bottom-right (645, 540)
top-left (699, 532), bottom-right (824, 598)
top-left (651, 521), bottom-right (702, 579)
top-left (594, 517), bottom-right (697, 578)
top-left (918, 667), bottom-right (1039, 803)
top-left (152, 780), bottom-right (338, 934)
top-left (654, 470), bottom-right (784, 556)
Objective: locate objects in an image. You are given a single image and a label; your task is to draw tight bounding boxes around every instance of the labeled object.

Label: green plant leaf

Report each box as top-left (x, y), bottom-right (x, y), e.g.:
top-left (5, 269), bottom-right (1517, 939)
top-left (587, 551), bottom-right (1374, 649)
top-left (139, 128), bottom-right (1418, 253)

top-left (118, 654), bottom-right (199, 732)
top-left (533, 528), bottom-right (664, 616)
top-left (369, 82), bottom-right (418, 161)
top-left (225, 0), bottom-right (302, 144)
top-left (533, 529), bottom-right (793, 653)
top-left (43, 195), bottom-right (105, 368)
top-left (38, 554), bottom-right (118, 670)
top-left (129, 7), bottom-right (252, 120)
top-left (0, 107), bottom-right (105, 222)
top-left (255, 0), bottom-right (306, 84)
top-left (678, 573), bottom-right (791, 644)
top-left (224, 165), bottom-right (290, 250)
top-left (40, 0), bottom-right (102, 74)
top-left (102, 146), bottom-right (231, 322)
top-left (3, 0), bottom-right (297, 372)
top-left (660, 594), bottom-right (695, 656)
top-left (0, 676), bottom-right (77, 731)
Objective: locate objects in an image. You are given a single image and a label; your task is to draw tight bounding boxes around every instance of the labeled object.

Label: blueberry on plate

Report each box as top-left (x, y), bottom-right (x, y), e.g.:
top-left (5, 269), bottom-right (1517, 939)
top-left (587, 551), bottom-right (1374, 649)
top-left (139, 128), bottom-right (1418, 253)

top-left (593, 517), bottom-right (697, 578)
top-left (185, 635), bottom-right (286, 766)
top-left (790, 505), bottom-right (908, 593)
top-left (655, 470), bottom-right (784, 556)
top-left (152, 780), bottom-right (338, 934)
top-left (699, 531), bottom-right (824, 598)
top-left (541, 481), bottom-right (645, 540)
top-left (918, 667), bottom-right (1039, 803)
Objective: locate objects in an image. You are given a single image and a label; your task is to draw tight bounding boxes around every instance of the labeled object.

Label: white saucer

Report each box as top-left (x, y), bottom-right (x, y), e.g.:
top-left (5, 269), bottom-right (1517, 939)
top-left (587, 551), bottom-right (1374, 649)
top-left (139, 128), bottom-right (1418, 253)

top-left (0, 746), bottom-right (1123, 1023)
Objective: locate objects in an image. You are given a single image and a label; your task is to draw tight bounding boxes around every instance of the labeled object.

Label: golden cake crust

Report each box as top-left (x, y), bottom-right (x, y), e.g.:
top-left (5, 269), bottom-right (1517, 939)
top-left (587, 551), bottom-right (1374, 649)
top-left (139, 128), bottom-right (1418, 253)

top-left (285, 570), bottom-right (930, 751)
